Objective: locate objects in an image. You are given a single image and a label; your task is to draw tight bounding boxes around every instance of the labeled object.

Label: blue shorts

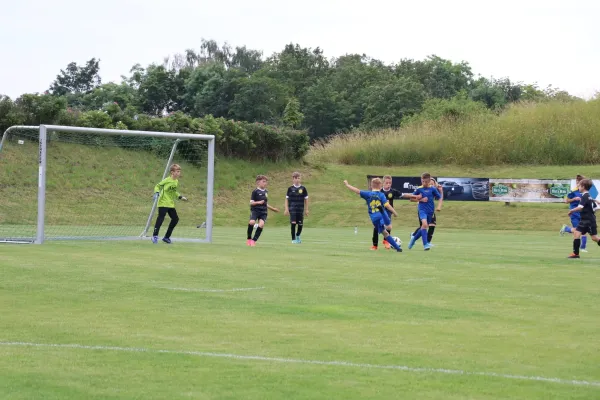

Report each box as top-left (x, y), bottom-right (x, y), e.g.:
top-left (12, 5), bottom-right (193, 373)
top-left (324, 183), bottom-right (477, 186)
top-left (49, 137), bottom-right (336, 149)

top-left (570, 213), bottom-right (581, 227)
top-left (369, 213), bottom-right (388, 234)
top-left (418, 210), bottom-right (435, 224)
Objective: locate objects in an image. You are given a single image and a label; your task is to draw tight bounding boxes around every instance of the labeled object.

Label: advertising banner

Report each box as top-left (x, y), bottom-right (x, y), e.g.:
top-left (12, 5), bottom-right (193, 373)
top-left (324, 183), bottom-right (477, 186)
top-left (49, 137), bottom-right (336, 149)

top-left (569, 179), bottom-right (600, 200)
top-left (489, 179), bottom-right (570, 202)
top-left (436, 177), bottom-right (490, 201)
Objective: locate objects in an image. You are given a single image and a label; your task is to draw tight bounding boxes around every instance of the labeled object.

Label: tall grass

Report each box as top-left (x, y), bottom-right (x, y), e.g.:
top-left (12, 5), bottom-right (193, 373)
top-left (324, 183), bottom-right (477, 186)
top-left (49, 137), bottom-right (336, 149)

top-left (307, 99), bottom-right (600, 166)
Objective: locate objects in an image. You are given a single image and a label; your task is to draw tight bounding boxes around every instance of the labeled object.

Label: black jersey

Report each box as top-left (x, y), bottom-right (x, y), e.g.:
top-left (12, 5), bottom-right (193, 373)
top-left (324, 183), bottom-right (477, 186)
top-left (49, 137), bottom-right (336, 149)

top-left (250, 188), bottom-right (268, 212)
top-left (579, 192), bottom-right (596, 222)
top-left (381, 188), bottom-right (402, 207)
top-left (286, 185), bottom-right (308, 211)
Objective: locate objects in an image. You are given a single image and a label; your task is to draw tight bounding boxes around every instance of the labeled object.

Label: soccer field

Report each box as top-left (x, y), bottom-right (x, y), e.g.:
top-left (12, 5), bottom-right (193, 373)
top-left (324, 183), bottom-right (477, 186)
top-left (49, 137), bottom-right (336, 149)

top-left (1, 228), bottom-right (599, 399)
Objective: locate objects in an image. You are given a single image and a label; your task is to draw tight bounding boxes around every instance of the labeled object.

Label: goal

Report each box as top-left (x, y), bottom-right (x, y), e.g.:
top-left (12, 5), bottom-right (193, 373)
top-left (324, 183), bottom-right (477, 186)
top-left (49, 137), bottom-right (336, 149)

top-left (0, 125), bottom-right (215, 244)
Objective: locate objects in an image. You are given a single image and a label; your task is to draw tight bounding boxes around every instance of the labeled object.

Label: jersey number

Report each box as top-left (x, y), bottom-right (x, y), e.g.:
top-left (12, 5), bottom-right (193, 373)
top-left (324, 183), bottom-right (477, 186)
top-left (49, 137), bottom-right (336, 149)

top-left (369, 199), bottom-right (382, 213)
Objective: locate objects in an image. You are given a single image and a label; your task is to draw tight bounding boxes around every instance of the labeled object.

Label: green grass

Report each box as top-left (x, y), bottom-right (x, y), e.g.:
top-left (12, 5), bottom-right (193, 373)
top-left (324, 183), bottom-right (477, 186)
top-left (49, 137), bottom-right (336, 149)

top-left (308, 100), bottom-right (600, 166)
top-left (1, 228), bottom-right (600, 399)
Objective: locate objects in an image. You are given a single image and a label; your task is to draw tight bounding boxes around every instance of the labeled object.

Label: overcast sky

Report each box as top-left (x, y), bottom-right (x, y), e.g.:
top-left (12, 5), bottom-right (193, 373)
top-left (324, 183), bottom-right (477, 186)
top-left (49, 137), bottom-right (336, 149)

top-left (1, 0), bottom-right (598, 99)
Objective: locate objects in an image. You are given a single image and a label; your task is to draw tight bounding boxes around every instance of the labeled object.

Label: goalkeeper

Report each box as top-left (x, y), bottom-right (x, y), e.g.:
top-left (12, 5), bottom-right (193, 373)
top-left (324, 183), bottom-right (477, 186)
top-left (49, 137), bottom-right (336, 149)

top-left (152, 164), bottom-right (188, 244)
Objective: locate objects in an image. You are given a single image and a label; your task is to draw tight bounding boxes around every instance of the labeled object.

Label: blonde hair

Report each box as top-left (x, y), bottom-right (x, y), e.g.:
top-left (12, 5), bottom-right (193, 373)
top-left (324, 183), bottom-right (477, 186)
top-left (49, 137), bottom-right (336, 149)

top-left (371, 177), bottom-right (382, 189)
top-left (292, 172), bottom-right (301, 179)
top-left (170, 164), bottom-right (181, 172)
top-left (383, 175), bottom-right (392, 181)
top-left (256, 174), bottom-right (268, 182)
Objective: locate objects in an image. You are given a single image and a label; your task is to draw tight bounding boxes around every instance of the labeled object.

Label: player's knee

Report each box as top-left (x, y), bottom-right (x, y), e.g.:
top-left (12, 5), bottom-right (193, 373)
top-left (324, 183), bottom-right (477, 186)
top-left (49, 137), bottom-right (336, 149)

top-left (291, 221), bottom-right (296, 225)
top-left (249, 219), bottom-right (256, 225)
top-left (172, 216), bottom-right (179, 224)
top-left (258, 220), bottom-right (265, 228)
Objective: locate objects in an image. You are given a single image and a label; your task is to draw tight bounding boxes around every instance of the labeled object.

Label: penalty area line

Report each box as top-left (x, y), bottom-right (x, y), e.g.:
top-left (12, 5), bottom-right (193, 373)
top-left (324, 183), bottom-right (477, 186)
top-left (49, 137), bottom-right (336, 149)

top-left (161, 287), bottom-right (265, 292)
top-left (0, 341), bottom-right (599, 388)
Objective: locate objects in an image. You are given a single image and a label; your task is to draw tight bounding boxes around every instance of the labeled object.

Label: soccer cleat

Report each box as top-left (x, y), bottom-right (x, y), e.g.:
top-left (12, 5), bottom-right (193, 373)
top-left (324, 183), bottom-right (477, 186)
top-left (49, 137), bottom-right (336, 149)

top-left (560, 225), bottom-right (568, 236)
top-left (580, 248), bottom-right (588, 253)
top-left (151, 236), bottom-right (158, 244)
top-left (396, 247), bottom-right (403, 253)
top-left (424, 243), bottom-right (432, 251)
top-left (296, 235), bottom-right (301, 244)
top-left (249, 240), bottom-right (256, 247)
top-left (162, 238), bottom-right (172, 244)
top-left (370, 245), bottom-right (378, 251)
top-left (567, 253), bottom-right (580, 258)
top-left (383, 240), bottom-right (391, 250)
top-left (246, 239), bottom-right (252, 246)
top-left (407, 235), bottom-right (417, 250)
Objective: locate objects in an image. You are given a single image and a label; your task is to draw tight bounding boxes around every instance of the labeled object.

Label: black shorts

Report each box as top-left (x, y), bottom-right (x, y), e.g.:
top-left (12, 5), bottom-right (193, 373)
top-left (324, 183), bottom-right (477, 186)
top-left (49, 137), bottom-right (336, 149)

top-left (576, 220), bottom-right (597, 236)
top-left (417, 212), bottom-right (437, 226)
top-left (289, 209), bottom-right (304, 224)
top-left (250, 210), bottom-right (268, 223)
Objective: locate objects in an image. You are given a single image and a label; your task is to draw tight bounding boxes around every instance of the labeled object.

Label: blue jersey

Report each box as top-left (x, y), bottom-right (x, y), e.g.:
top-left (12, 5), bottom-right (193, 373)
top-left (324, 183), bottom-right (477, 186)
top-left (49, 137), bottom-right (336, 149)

top-left (413, 186), bottom-right (441, 215)
top-left (567, 189), bottom-right (582, 210)
top-left (359, 190), bottom-right (388, 215)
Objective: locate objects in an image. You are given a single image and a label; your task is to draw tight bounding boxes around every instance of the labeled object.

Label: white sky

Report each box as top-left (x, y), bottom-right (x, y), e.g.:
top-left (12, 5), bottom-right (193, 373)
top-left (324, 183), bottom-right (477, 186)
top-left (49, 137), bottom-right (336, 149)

top-left (1, 0), bottom-right (598, 99)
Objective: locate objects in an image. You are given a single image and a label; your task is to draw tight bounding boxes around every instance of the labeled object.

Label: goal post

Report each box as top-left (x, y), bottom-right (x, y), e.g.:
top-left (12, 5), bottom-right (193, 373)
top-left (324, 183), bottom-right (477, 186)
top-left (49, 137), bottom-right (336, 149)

top-left (0, 124), bottom-right (215, 244)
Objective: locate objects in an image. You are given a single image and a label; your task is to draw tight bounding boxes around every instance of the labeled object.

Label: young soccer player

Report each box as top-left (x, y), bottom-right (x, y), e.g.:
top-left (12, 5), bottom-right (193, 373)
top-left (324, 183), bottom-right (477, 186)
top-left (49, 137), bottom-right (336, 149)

top-left (410, 177), bottom-right (443, 246)
top-left (152, 164), bottom-right (188, 244)
top-left (560, 175), bottom-right (588, 251)
top-left (402, 172), bottom-right (443, 251)
top-left (284, 172), bottom-right (309, 244)
top-left (247, 175), bottom-right (280, 246)
top-left (567, 179), bottom-right (600, 258)
top-left (372, 175), bottom-right (402, 250)
top-left (344, 178), bottom-right (403, 252)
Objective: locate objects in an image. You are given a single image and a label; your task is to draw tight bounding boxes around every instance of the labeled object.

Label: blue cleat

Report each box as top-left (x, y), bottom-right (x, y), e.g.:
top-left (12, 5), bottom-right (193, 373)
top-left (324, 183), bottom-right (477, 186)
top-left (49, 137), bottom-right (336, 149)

top-left (424, 243), bottom-right (432, 251)
top-left (162, 237), bottom-right (172, 244)
top-left (408, 234), bottom-right (417, 250)
top-left (151, 236), bottom-right (158, 244)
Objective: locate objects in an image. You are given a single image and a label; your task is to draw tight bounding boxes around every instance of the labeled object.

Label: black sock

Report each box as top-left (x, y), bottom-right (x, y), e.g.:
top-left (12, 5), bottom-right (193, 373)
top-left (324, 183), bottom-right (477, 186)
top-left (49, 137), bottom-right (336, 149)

top-left (573, 238), bottom-right (581, 255)
top-left (296, 224), bottom-right (303, 236)
top-left (413, 227), bottom-right (420, 237)
top-left (372, 228), bottom-right (378, 246)
top-left (291, 224), bottom-right (296, 240)
top-left (247, 224), bottom-right (254, 240)
top-left (428, 226), bottom-right (436, 243)
top-left (253, 227), bottom-right (263, 241)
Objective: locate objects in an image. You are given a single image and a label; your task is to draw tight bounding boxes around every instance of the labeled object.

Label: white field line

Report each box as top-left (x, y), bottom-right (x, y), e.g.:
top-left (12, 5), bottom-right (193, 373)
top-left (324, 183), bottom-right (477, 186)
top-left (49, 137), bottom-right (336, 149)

top-left (162, 287), bottom-right (265, 292)
top-left (1, 341), bottom-right (598, 388)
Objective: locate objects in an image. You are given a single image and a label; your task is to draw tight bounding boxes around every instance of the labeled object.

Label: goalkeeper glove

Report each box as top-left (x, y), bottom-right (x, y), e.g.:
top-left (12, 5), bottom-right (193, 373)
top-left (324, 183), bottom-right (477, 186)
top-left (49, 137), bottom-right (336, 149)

top-left (179, 196), bottom-right (188, 201)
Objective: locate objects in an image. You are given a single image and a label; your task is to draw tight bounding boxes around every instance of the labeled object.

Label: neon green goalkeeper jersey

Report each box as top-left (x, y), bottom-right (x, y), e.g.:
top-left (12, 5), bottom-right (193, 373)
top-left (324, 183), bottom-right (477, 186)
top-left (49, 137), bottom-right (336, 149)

top-left (154, 177), bottom-right (181, 208)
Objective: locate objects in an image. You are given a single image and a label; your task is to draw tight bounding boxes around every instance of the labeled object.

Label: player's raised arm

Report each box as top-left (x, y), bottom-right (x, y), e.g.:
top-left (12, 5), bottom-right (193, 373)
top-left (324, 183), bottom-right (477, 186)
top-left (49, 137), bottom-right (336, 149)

top-left (343, 180), bottom-right (361, 194)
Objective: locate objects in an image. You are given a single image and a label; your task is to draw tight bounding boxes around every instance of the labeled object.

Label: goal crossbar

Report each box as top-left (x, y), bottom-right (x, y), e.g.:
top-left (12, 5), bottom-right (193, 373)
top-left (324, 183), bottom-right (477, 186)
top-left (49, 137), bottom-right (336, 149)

top-left (1, 124), bottom-right (215, 244)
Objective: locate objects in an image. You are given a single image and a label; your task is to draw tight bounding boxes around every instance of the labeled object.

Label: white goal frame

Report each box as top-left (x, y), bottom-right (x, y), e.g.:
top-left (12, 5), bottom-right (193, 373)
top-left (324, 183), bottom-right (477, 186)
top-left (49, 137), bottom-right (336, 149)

top-left (0, 125), bottom-right (215, 244)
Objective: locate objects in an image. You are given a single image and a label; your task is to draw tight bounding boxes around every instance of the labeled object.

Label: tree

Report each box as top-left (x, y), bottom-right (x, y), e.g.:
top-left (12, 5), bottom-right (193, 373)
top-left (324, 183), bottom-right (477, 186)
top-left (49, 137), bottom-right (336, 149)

top-left (264, 44), bottom-right (330, 96)
top-left (48, 58), bottom-right (101, 96)
top-left (136, 64), bottom-right (177, 115)
top-left (229, 76), bottom-right (288, 123)
top-left (282, 98), bottom-right (304, 128)
top-left (301, 79), bottom-right (353, 138)
top-left (361, 78), bottom-right (425, 129)
top-left (395, 55), bottom-right (473, 100)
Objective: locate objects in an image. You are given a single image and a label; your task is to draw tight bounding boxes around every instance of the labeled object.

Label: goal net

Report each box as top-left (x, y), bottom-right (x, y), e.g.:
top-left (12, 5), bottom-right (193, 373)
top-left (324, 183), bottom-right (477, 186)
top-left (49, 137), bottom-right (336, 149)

top-left (0, 125), bottom-right (215, 244)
